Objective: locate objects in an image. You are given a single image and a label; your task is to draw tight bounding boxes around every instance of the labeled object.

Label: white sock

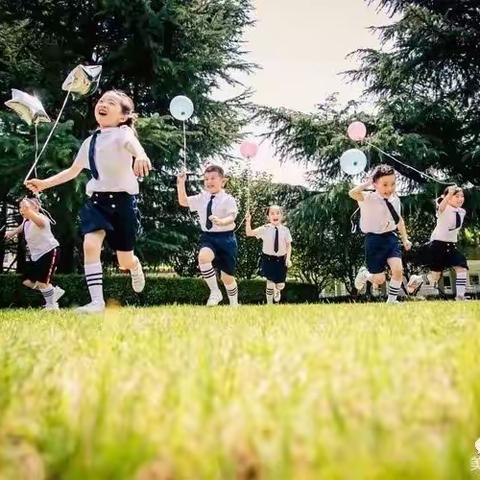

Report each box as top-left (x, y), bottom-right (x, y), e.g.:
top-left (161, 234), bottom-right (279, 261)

top-left (39, 286), bottom-right (55, 305)
top-left (266, 281), bottom-right (275, 304)
top-left (456, 271), bottom-right (467, 298)
top-left (199, 263), bottom-right (219, 292)
top-left (85, 262), bottom-right (104, 304)
top-left (225, 279), bottom-right (238, 305)
top-left (387, 279), bottom-right (402, 302)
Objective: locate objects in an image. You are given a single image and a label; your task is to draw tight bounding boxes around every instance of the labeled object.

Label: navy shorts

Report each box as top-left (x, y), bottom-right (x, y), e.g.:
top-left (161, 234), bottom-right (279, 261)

top-left (23, 247), bottom-right (59, 284)
top-left (200, 231), bottom-right (237, 276)
top-left (365, 231), bottom-right (401, 274)
top-left (80, 192), bottom-right (140, 252)
top-left (260, 254), bottom-right (287, 283)
top-left (427, 240), bottom-right (468, 272)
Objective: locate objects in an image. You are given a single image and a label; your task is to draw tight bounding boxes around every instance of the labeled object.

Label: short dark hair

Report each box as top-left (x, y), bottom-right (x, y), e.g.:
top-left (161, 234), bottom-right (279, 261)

top-left (266, 205), bottom-right (283, 216)
top-left (204, 165), bottom-right (225, 177)
top-left (372, 164), bottom-right (396, 182)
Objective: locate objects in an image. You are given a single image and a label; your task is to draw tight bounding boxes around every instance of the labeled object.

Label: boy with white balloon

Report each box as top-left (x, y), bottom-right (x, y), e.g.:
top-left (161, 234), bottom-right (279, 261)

top-left (344, 122), bottom-right (413, 303)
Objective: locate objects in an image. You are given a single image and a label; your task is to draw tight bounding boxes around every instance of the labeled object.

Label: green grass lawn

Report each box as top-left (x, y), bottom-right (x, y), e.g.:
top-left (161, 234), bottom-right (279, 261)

top-left (1, 302), bottom-right (480, 480)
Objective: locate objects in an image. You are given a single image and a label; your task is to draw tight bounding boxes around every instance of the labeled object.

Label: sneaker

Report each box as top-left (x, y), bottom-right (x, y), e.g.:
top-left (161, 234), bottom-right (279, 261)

top-left (273, 288), bottom-right (281, 303)
top-left (75, 301), bottom-right (106, 314)
top-left (455, 296), bottom-right (467, 301)
top-left (206, 290), bottom-right (223, 306)
top-left (386, 299), bottom-right (400, 304)
top-left (53, 286), bottom-right (65, 304)
top-left (131, 261), bottom-right (145, 293)
top-left (407, 275), bottom-right (423, 294)
top-left (355, 266), bottom-right (370, 292)
top-left (43, 303), bottom-right (59, 310)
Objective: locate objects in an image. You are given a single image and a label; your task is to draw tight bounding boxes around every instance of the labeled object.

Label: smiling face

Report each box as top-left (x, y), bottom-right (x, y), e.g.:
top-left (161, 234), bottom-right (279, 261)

top-left (373, 174), bottom-right (396, 198)
top-left (268, 206), bottom-right (283, 225)
top-left (203, 171), bottom-right (224, 194)
top-left (448, 190), bottom-right (465, 208)
top-left (94, 91), bottom-right (130, 128)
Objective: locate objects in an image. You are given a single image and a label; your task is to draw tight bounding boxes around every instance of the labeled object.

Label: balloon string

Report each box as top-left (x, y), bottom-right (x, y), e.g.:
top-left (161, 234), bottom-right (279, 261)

top-left (34, 122), bottom-right (39, 179)
top-left (366, 141), bottom-right (452, 186)
top-left (182, 121), bottom-right (187, 171)
top-left (24, 88), bottom-right (72, 183)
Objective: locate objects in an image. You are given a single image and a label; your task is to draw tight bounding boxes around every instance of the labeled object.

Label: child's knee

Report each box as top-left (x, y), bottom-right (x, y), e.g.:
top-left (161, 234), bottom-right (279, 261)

top-left (198, 249), bottom-right (214, 265)
top-left (276, 283), bottom-right (285, 290)
top-left (84, 237), bottom-right (101, 257)
top-left (22, 279), bottom-right (35, 289)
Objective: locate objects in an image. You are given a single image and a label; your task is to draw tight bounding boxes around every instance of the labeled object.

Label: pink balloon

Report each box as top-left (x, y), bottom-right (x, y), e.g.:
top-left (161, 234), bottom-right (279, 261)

top-left (240, 141), bottom-right (258, 158)
top-left (347, 121), bottom-right (367, 141)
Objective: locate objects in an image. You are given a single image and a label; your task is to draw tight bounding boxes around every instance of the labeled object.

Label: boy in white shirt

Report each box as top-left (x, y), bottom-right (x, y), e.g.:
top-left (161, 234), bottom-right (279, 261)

top-left (349, 164), bottom-right (412, 303)
top-left (5, 197), bottom-right (64, 309)
top-left (177, 165), bottom-right (239, 306)
top-left (246, 205), bottom-right (292, 304)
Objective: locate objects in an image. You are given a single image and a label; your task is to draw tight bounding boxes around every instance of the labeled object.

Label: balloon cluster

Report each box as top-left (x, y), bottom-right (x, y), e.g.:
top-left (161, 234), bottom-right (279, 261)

top-left (340, 121), bottom-right (368, 176)
top-left (4, 64), bottom-right (102, 182)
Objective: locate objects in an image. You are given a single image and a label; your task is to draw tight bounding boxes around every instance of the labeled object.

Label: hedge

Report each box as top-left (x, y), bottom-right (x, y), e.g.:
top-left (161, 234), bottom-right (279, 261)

top-left (0, 274), bottom-right (319, 308)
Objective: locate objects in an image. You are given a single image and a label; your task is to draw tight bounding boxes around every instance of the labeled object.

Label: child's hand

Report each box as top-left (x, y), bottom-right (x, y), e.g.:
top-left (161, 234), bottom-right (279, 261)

top-left (4, 230), bottom-right (15, 241)
top-left (25, 179), bottom-right (48, 193)
top-left (209, 215), bottom-right (222, 226)
top-left (134, 158), bottom-right (152, 177)
top-left (447, 185), bottom-right (458, 195)
top-left (177, 171), bottom-right (187, 184)
top-left (403, 239), bottom-right (412, 251)
top-left (286, 258), bottom-right (292, 268)
top-left (245, 211), bottom-right (251, 222)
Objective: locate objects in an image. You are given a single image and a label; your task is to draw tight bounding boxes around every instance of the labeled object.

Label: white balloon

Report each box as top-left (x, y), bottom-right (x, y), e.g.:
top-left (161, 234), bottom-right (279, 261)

top-left (5, 89), bottom-right (50, 125)
top-left (62, 64), bottom-right (102, 97)
top-left (169, 95), bottom-right (194, 121)
top-left (340, 149), bottom-right (367, 175)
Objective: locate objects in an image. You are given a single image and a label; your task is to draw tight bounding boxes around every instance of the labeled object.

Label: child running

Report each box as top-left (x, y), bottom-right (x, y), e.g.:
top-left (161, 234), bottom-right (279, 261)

top-left (177, 165), bottom-right (239, 306)
top-left (26, 89), bottom-right (152, 313)
top-left (407, 185), bottom-right (468, 300)
top-left (5, 197), bottom-right (64, 309)
top-left (245, 205), bottom-right (292, 304)
top-left (349, 164), bottom-right (412, 303)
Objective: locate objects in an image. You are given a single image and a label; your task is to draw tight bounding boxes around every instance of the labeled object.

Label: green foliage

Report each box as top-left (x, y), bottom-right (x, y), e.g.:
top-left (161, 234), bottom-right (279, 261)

top-left (0, 0), bottom-right (255, 272)
top-left (0, 274), bottom-right (319, 308)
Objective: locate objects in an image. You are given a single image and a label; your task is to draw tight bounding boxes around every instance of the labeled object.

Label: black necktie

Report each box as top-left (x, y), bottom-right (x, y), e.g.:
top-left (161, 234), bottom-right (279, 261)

top-left (449, 211), bottom-right (462, 231)
top-left (384, 198), bottom-right (400, 225)
top-left (274, 226), bottom-right (279, 253)
top-left (88, 130), bottom-right (101, 180)
top-left (205, 195), bottom-right (215, 230)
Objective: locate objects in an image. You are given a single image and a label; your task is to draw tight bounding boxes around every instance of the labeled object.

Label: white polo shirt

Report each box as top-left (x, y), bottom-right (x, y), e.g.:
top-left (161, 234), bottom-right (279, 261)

top-left (73, 126), bottom-right (149, 196)
top-left (359, 191), bottom-right (402, 234)
top-left (187, 190), bottom-right (238, 232)
top-left (253, 224), bottom-right (292, 256)
top-left (23, 216), bottom-right (59, 261)
top-left (430, 204), bottom-right (466, 242)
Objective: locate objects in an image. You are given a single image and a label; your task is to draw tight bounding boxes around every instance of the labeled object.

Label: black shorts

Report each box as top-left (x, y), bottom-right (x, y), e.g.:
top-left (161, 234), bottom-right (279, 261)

top-left (199, 231), bottom-right (238, 276)
top-left (23, 248), bottom-right (59, 284)
top-left (427, 240), bottom-right (468, 272)
top-left (80, 192), bottom-right (141, 251)
top-left (260, 254), bottom-right (287, 283)
top-left (365, 231), bottom-right (401, 274)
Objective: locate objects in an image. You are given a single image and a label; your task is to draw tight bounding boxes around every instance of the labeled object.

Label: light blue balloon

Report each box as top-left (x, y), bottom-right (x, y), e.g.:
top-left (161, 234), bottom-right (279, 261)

top-left (340, 149), bottom-right (367, 175)
top-left (169, 95), bottom-right (194, 121)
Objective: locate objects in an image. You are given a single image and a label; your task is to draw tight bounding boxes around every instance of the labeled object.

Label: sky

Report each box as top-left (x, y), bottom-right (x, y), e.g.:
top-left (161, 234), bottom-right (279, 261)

top-left (215, 0), bottom-right (393, 185)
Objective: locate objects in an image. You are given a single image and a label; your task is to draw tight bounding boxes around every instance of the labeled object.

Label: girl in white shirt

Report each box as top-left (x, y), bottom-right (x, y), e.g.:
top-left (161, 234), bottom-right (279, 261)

top-left (425, 185), bottom-right (468, 300)
top-left (5, 197), bottom-right (63, 309)
top-left (25, 90), bottom-right (152, 313)
top-left (246, 205), bottom-right (292, 304)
